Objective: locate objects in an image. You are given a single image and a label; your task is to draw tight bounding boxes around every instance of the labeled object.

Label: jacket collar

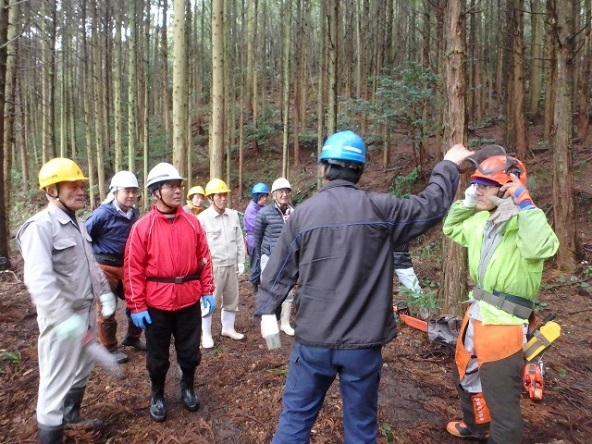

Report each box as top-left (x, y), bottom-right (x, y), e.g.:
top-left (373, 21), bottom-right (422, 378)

top-left (319, 179), bottom-right (359, 192)
top-left (48, 201), bottom-right (78, 226)
top-left (152, 205), bottom-right (184, 219)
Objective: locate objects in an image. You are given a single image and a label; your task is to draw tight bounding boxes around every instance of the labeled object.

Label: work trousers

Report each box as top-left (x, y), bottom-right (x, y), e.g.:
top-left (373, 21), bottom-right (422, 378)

top-left (213, 264), bottom-right (240, 312)
top-left (272, 342), bottom-right (382, 444)
top-left (454, 316), bottom-right (525, 444)
top-left (145, 303), bottom-right (202, 380)
top-left (96, 264), bottom-right (142, 350)
top-left (36, 307), bottom-right (96, 427)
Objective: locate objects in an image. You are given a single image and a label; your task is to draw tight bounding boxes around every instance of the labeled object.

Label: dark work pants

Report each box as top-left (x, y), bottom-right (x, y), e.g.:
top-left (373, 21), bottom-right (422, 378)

top-left (145, 303), bottom-right (202, 380)
top-left (272, 342), bottom-right (382, 444)
top-left (453, 349), bottom-right (524, 444)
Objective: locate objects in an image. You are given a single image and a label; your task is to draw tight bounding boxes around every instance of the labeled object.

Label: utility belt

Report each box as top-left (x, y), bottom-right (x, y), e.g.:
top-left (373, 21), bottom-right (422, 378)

top-left (472, 286), bottom-right (534, 320)
top-left (94, 253), bottom-right (124, 267)
top-left (145, 274), bottom-right (201, 284)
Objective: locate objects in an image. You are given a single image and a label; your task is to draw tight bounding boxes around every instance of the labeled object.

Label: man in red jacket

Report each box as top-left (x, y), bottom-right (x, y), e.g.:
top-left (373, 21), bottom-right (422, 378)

top-left (124, 162), bottom-right (215, 422)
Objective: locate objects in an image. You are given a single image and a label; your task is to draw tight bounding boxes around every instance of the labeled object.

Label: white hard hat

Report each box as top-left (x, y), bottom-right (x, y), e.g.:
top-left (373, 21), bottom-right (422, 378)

top-left (271, 178), bottom-right (291, 193)
top-left (146, 163), bottom-right (184, 188)
top-left (109, 170), bottom-right (139, 189)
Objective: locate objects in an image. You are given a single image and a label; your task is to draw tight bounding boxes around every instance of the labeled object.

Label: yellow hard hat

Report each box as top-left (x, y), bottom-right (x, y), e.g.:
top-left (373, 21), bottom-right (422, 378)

top-left (187, 185), bottom-right (206, 199)
top-left (205, 178), bottom-right (231, 196)
top-left (38, 158), bottom-right (88, 190)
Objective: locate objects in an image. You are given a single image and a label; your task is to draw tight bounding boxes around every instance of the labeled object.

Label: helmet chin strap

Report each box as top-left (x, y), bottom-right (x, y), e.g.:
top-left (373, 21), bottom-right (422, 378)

top-left (47, 184), bottom-right (77, 215)
top-left (155, 189), bottom-right (177, 214)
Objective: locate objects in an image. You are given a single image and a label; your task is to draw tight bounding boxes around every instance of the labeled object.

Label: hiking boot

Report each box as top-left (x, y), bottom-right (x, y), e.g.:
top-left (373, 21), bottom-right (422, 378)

top-left (446, 421), bottom-right (489, 441)
top-left (110, 349), bottom-right (129, 364)
top-left (122, 336), bottom-right (147, 351)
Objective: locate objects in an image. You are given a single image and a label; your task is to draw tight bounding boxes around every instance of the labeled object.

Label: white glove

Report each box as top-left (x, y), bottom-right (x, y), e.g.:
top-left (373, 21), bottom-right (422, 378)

top-left (260, 314), bottom-right (279, 339)
top-left (463, 184), bottom-right (477, 208)
top-left (99, 292), bottom-right (117, 317)
top-left (55, 314), bottom-right (86, 341)
top-left (237, 263), bottom-right (245, 274)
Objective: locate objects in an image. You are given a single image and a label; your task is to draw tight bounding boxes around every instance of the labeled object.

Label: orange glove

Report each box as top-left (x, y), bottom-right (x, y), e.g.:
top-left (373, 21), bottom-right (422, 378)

top-left (500, 173), bottom-right (535, 210)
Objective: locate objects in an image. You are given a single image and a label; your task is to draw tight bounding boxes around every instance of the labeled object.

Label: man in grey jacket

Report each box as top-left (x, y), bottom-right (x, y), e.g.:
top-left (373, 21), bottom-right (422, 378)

top-left (251, 177), bottom-right (295, 335)
top-left (255, 130), bottom-right (472, 443)
top-left (17, 158), bottom-right (115, 444)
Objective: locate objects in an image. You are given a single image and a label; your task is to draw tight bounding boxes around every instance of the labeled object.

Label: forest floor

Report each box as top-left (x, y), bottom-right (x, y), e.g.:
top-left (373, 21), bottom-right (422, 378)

top-left (1, 124), bottom-right (592, 443)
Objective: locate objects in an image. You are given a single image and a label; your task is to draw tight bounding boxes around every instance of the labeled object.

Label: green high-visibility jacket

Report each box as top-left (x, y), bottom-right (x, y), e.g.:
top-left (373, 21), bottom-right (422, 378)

top-left (443, 200), bottom-right (559, 325)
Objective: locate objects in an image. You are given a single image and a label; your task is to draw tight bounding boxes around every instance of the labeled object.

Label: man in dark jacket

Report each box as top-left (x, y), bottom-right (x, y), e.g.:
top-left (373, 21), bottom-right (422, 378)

top-left (251, 177), bottom-right (295, 335)
top-left (85, 171), bottom-right (144, 364)
top-left (255, 130), bottom-right (472, 443)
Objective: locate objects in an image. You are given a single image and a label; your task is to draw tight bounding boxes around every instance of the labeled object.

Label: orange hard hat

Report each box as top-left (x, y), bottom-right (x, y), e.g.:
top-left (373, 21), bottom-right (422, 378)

top-left (471, 155), bottom-right (527, 187)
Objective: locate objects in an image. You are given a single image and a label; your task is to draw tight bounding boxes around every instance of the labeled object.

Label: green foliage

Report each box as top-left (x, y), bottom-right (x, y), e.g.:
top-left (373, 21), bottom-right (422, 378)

top-left (0, 350), bottom-right (21, 374)
top-left (297, 130), bottom-right (318, 150)
top-left (380, 423), bottom-right (395, 442)
top-left (557, 368), bottom-right (568, 378)
top-left (9, 187), bottom-right (41, 228)
top-left (390, 166), bottom-right (420, 198)
top-left (468, 137), bottom-right (496, 147)
top-left (415, 239), bottom-right (442, 261)
top-left (402, 287), bottom-right (441, 319)
top-left (244, 108), bottom-right (282, 147)
top-left (266, 366), bottom-right (289, 376)
top-left (349, 62), bottom-right (442, 145)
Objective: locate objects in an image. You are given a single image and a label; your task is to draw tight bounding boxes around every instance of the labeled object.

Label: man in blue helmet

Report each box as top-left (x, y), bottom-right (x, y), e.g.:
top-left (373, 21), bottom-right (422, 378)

top-left (244, 183), bottom-right (269, 295)
top-left (255, 130), bottom-right (473, 443)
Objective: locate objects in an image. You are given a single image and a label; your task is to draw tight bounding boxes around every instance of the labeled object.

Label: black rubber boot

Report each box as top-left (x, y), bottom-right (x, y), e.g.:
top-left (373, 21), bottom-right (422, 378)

top-left (150, 376), bottom-right (167, 422)
top-left (180, 369), bottom-right (200, 412)
top-left (122, 336), bottom-right (147, 351)
top-left (38, 424), bottom-right (64, 444)
top-left (62, 387), bottom-right (104, 429)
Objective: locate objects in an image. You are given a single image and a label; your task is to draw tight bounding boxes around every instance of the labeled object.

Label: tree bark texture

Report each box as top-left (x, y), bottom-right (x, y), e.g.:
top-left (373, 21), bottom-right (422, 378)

top-left (441, 0), bottom-right (469, 316)
top-left (551, 0), bottom-right (578, 273)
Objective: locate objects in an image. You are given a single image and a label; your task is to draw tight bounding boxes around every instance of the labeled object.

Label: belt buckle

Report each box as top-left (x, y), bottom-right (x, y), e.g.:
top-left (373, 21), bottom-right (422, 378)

top-left (174, 277), bottom-right (183, 284)
top-left (495, 294), bottom-right (507, 310)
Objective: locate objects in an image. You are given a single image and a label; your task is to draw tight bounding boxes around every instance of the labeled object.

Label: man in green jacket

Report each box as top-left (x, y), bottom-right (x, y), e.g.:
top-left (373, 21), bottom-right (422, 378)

top-left (443, 151), bottom-right (559, 444)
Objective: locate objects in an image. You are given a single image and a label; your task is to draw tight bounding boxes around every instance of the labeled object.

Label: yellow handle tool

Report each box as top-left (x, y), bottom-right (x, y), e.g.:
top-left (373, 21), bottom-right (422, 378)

top-left (524, 320), bottom-right (561, 362)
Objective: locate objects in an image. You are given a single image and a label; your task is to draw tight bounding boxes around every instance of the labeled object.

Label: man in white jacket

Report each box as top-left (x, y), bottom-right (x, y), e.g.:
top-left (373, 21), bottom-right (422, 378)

top-left (198, 178), bottom-right (246, 348)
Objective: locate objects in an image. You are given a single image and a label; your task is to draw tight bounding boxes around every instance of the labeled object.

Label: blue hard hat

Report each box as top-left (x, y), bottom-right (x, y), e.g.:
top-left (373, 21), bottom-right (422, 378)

top-left (251, 182), bottom-right (269, 195)
top-left (319, 130), bottom-right (366, 165)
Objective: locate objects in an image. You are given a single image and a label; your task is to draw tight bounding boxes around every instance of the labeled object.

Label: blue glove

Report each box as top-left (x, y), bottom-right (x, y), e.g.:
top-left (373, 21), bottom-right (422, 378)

top-left (202, 295), bottom-right (215, 315)
top-left (131, 311), bottom-right (152, 329)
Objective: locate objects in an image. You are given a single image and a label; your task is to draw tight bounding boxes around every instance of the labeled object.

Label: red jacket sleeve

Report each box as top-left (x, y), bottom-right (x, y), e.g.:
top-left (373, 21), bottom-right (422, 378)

top-left (124, 218), bottom-right (148, 313)
top-left (195, 221), bottom-right (215, 296)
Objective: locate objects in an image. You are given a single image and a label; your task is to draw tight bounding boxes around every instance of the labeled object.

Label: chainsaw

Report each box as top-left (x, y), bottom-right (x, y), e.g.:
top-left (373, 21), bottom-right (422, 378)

top-left (522, 314), bottom-right (561, 401)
